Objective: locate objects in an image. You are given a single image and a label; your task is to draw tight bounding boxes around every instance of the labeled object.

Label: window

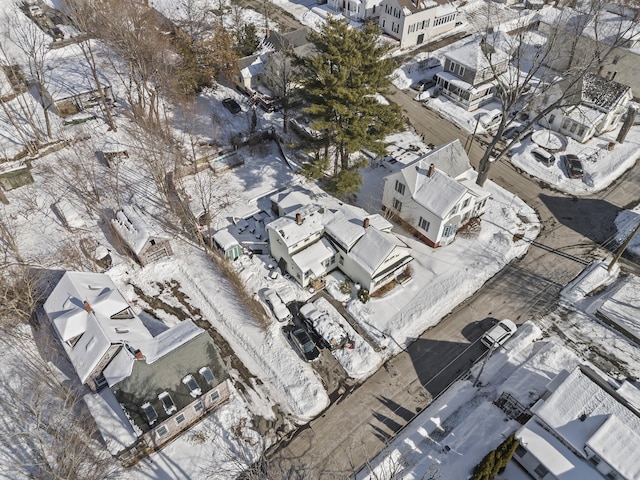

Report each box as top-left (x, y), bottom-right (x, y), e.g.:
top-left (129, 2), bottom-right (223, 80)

top-left (193, 401), bottom-right (203, 413)
top-left (394, 180), bottom-right (406, 195)
top-left (589, 454), bottom-right (601, 466)
top-left (606, 473), bottom-right (619, 480)
top-left (443, 225), bottom-right (456, 237)
top-left (577, 126), bottom-right (585, 136)
top-left (458, 65), bottom-right (465, 76)
top-left (175, 413), bottom-right (186, 425)
top-left (548, 114), bottom-right (556, 125)
top-left (158, 392), bottom-right (177, 415)
top-left (156, 425), bottom-right (169, 437)
top-left (515, 444), bottom-right (527, 457)
top-left (462, 198), bottom-right (470, 209)
top-left (199, 366), bottom-right (216, 385)
top-left (392, 198), bottom-right (403, 212)
top-left (339, 256), bottom-right (344, 265)
top-left (149, 239), bottom-right (156, 246)
top-left (210, 391), bottom-right (220, 403)
top-left (142, 402), bottom-right (158, 425)
top-left (182, 374), bottom-right (202, 398)
top-left (534, 464), bottom-right (549, 477)
top-left (418, 217), bottom-right (430, 232)
top-left (449, 61), bottom-right (458, 73)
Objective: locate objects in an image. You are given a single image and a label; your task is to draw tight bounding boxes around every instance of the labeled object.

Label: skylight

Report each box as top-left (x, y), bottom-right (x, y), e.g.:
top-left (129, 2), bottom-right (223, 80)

top-left (182, 374), bottom-right (202, 398)
top-left (141, 402), bottom-right (158, 425)
top-left (199, 366), bottom-right (216, 385)
top-left (158, 392), bottom-right (176, 414)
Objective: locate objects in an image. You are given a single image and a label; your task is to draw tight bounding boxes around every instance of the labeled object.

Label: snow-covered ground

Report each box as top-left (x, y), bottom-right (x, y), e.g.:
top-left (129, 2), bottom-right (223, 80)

top-left (356, 260), bottom-right (640, 480)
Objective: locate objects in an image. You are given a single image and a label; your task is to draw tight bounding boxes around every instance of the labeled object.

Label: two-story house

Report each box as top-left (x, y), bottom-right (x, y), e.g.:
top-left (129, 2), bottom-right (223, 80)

top-left (435, 33), bottom-right (511, 111)
top-left (381, 139), bottom-right (491, 248)
top-left (44, 271), bottom-right (230, 461)
top-left (266, 189), bottom-right (412, 293)
top-left (378, 0), bottom-right (459, 49)
top-left (514, 365), bottom-right (640, 480)
top-left (328, 0), bottom-right (383, 22)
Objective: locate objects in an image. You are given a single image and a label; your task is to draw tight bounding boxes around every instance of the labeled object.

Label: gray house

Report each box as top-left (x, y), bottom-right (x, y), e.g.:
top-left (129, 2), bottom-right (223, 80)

top-left (112, 206), bottom-right (173, 266)
top-left (435, 33), bottom-right (511, 111)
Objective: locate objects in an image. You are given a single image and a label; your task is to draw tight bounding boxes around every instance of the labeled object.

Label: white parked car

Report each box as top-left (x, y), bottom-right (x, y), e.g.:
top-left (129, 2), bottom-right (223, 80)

top-left (481, 319), bottom-right (517, 348)
top-left (263, 289), bottom-right (292, 323)
top-left (300, 301), bottom-right (350, 350)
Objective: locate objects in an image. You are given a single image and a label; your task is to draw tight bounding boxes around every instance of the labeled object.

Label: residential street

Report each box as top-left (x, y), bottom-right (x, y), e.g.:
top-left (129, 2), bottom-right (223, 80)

top-left (268, 87), bottom-right (640, 478)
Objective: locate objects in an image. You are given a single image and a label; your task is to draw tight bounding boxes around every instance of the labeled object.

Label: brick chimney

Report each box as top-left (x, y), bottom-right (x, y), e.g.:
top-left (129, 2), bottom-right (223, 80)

top-left (363, 218), bottom-right (370, 228)
top-left (83, 300), bottom-right (93, 313)
top-left (134, 349), bottom-right (145, 360)
top-left (295, 213), bottom-right (303, 225)
top-left (428, 163), bottom-right (435, 177)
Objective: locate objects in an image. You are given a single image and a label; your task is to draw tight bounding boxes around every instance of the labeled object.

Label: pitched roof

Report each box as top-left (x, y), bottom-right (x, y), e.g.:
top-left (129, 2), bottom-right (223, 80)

top-left (349, 228), bottom-right (409, 276)
top-left (532, 366), bottom-right (640, 476)
top-left (386, 0), bottom-right (453, 15)
top-left (112, 205), bottom-right (169, 255)
top-left (266, 204), bottom-right (328, 249)
top-left (581, 73), bottom-right (630, 110)
top-left (443, 33), bottom-right (511, 72)
top-left (324, 204), bottom-right (392, 252)
top-left (43, 271), bottom-right (153, 383)
top-left (265, 27), bottom-right (310, 51)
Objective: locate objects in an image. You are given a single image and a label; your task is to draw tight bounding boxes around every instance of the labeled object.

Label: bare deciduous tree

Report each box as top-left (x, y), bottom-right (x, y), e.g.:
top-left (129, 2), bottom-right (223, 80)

top-left (469, 1), bottom-right (640, 186)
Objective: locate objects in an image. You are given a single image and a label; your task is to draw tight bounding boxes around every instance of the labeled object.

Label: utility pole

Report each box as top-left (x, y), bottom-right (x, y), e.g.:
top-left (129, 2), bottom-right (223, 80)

top-left (473, 343), bottom-right (496, 387)
top-left (608, 219), bottom-right (640, 272)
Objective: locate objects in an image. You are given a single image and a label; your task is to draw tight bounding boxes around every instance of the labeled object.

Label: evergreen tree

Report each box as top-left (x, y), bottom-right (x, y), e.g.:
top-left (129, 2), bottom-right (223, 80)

top-left (236, 23), bottom-right (259, 57)
top-left (298, 18), bottom-right (403, 197)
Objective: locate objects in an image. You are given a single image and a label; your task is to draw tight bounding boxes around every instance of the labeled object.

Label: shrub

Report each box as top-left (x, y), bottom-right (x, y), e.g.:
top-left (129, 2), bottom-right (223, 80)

top-left (357, 288), bottom-right (370, 304)
top-left (339, 280), bottom-right (352, 295)
top-left (470, 434), bottom-right (519, 480)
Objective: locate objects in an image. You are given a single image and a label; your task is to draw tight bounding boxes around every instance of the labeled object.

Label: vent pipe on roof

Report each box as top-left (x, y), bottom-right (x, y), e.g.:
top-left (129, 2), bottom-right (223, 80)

top-left (428, 163), bottom-right (436, 177)
top-left (363, 218), bottom-right (370, 228)
top-left (83, 300), bottom-right (93, 313)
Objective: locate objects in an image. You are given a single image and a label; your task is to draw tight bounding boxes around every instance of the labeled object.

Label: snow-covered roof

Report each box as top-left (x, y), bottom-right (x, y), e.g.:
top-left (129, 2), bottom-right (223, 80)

top-left (43, 271), bottom-right (153, 383)
top-left (435, 71), bottom-right (486, 94)
top-left (291, 237), bottom-right (336, 277)
top-left (532, 366), bottom-right (640, 475)
top-left (349, 227), bottom-right (409, 276)
top-left (516, 419), bottom-right (597, 479)
top-left (411, 168), bottom-right (467, 218)
top-left (45, 42), bottom-right (111, 102)
top-left (443, 33), bottom-right (511, 72)
top-left (84, 389), bottom-right (138, 455)
top-left (112, 205), bottom-right (169, 255)
top-left (324, 205), bottom-right (371, 251)
top-left (239, 54), bottom-right (265, 80)
top-left (582, 7), bottom-right (640, 53)
top-left (390, 0), bottom-right (455, 15)
top-left (419, 139), bottom-right (473, 179)
top-left (53, 197), bottom-right (86, 229)
top-left (270, 187), bottom-right (315, 216)
top-left (586, 414), bottom-right (640, 479)
top-left (213, 229), bottom-right (239, 251)
top-left (266, 204), bottom-right (328, 249)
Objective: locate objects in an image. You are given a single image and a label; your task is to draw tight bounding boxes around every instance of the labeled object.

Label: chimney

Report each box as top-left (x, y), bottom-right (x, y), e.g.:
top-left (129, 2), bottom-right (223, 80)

top-left (428, 163), bottom-right (435, 177)
top-left (363, 217), bottom-right (370, 228)
top-left (134, 349), bottom-right (145, 360)
top-left (83, 300), bottom-right (93, 313)
top-left (295, 213), bottom-right (303, 225)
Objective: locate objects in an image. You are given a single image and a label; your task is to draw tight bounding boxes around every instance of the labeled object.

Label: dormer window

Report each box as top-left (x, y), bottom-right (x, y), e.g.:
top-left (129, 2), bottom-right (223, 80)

top-left (111, 307), bottom-right (134, 320)
top-left (67, 333), bottom-right (84, 348)
top-left (394, 180), bottom-right (405, 195)
top-left (199, 367), bottom-right (216, 385)
top-left (158, 392), bottom-right (177, 415)
top-left (141, 402), bottom-right (158, 425)
top-left (182, 374), bottom-right (202, 398)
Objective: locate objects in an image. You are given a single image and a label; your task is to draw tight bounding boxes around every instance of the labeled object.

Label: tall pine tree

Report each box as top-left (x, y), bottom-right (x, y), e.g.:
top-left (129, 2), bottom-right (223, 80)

top-left (299, 18), bottom-right (403, 197)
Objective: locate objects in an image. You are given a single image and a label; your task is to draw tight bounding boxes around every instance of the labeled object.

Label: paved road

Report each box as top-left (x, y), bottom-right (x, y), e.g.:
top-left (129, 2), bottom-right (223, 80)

top-left (268, 86), bottom-right (640, 477)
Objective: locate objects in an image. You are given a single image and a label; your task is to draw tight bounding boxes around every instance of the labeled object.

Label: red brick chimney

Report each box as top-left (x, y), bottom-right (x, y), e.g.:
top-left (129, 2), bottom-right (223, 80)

top-left (134, 349), bottom-right (145, 360)
top-left (363, 218), bottom-right (370, 228)
top-left (83, 300), bottom-right (93, 313)
top-left (428, 163), bottom-right (435, 177)
top-left (295, 213), bottom-right (303, 225)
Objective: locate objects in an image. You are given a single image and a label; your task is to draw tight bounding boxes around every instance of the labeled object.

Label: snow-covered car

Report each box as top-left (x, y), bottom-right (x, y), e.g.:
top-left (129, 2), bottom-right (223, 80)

top-left (563, 154), bottom-right (584, 179)
top-left (481, 319), bottom-right (517, 348)
top-left (263, 289), bottom-right (292, 323)
top-left (299, 302), bottom-right (349, 350)
top-left (283, 325), bottom-right (320, 362)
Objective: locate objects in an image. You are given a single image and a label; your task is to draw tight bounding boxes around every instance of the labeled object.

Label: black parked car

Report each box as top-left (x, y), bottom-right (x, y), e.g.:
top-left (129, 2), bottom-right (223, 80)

top-left (284, 325), bottom-right (320, 362)
top-left (502, 124), bottom-right (530, 140)
top-left (563, 154), bottom-right (584, 179)
top-left (222, 97), bottom-right (241, 114)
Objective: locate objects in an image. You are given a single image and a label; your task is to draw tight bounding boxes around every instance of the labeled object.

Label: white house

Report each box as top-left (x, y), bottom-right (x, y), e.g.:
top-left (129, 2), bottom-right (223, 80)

top-left (112, 205), bottom-right (173, 266)
top-left (266, 189), bottom-right (412, 293)
top-left (328, 0), bottom-right (383, 22)
top-left (378, 0), bottom-right (459, 49)
top-left (542, 73), bottom-right (632, 143)
top-left (44, 271), bottom-right (230, 461)
top-left (381, 139), bottom-right (490, 248)
top-left (513, 365), bottom-right (640, 480)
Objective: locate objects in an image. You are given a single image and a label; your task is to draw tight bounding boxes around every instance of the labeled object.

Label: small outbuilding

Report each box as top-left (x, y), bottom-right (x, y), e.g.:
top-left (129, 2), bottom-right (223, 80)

top-left (112, 206), bottom-right (173, 266)
top-left (212, 229), bottom-right (242, 260)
